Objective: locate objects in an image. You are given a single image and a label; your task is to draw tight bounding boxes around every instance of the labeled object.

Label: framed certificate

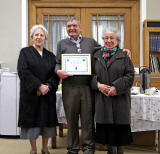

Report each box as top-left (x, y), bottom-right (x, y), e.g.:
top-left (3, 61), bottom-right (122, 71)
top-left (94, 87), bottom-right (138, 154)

top-left (61, 54), bottom-right (91, 75)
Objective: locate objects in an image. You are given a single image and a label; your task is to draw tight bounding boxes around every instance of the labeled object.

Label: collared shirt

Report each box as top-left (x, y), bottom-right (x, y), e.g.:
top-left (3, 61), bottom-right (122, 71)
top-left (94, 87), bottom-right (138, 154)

top-left (68, 35), bottom-right (82, 53)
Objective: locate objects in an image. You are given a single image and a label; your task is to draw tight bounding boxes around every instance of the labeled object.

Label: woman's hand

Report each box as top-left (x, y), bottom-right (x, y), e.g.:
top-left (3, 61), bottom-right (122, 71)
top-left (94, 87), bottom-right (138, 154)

top-left (107, 86), bottom-right (117, 96)
top-left (38, 84), bottom-right (49, 95)
top-left (97, 82), bottom-right (111, 96)
top-left (97, 82), bottom-right (117, 96)
top-left (37, 89), bottom-right (42, 96)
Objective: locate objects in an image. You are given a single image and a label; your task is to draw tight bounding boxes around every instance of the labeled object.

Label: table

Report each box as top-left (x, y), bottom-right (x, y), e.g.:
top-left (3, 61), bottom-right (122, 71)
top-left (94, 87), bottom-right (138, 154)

top-left (54, 92), bottom-right (160, 151)
top-left (56, 91), bottom-right (66, 124)
top-left (56, 92), bottom-right (160, 131)
top-left (131, 94), bottom-right (160, 132)
top-left (131, 94), bottom-right (160, 152)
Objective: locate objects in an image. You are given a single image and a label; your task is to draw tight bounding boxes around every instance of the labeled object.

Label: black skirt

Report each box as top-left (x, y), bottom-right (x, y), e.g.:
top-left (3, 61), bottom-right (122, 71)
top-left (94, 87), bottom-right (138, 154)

top-left (95, 123), bottom-right (133, 146)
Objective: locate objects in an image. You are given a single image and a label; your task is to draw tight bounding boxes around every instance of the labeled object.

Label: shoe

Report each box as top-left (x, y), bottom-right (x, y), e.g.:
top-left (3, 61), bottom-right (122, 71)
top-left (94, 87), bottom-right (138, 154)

top-left (30, 152), bottom-right (37, 154)
top-left (66, 152), bottom-right (78, 154)
top-left (107, 146), bottom-right (117, 154)
top-left (41, 150), bottom-right (50, 154)
top-left (83, 149), bottom-right (94, 154)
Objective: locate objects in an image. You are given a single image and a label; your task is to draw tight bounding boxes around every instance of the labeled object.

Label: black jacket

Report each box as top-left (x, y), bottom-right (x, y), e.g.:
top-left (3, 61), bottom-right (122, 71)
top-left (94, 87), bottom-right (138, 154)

top-left (17, 46), bottom-right (59, 128)
top-left (91, 49), bottom-right (134, 124)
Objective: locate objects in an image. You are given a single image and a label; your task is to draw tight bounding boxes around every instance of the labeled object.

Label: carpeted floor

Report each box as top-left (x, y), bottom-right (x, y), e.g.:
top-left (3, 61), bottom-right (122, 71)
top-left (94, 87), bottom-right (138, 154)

top-left (0, 129), bottom-right (158, 154)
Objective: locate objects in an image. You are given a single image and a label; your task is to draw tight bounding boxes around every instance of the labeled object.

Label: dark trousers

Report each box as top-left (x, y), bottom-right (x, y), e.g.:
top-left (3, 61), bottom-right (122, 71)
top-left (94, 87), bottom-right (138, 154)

top-left (62, 84), bottom-right (94, 153)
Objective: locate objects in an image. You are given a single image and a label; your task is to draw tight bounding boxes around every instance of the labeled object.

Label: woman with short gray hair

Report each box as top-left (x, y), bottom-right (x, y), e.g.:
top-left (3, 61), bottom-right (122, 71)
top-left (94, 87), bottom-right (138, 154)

top-left (17, 24), bottom-right (59, 154)
top-left (30, 24), bottom-right (48, 40)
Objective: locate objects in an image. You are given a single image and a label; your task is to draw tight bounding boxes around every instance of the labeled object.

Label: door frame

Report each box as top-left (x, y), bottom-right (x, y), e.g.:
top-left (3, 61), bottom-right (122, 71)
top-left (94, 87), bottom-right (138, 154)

top-left (29, 0), bottom-right (140, 65)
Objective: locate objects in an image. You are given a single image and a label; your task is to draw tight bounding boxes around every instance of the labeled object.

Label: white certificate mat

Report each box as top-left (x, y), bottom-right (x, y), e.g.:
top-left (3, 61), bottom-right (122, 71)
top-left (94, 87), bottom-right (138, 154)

top-left (61, 54), bottom-right (91, 75)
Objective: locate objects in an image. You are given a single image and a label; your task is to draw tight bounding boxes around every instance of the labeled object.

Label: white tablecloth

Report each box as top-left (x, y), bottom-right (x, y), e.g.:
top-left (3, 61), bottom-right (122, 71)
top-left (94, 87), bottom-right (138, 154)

top-left (56, 91), bottom-right (66, 124)
top-left (56, 91), bottom-right (160, 132)
top-left (131, 94), bottom-right (160, 132)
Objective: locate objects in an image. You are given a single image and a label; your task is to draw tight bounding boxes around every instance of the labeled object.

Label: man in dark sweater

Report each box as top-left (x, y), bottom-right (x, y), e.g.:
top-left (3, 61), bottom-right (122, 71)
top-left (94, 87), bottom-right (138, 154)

top-left (55, 17), bottom-right (100, 154)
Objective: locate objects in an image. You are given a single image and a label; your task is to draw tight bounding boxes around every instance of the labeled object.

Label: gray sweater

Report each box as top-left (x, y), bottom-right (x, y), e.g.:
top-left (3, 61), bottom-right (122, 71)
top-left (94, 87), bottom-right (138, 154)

top-left (55, 37), bottom-right (101, 85)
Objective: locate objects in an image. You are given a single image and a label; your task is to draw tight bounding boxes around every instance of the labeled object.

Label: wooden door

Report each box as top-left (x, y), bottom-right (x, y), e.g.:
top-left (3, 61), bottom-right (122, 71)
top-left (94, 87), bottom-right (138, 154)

top-left (29, 0), bottom-right (140, 64)
top-left (37, 7), bottom-right (131, 54)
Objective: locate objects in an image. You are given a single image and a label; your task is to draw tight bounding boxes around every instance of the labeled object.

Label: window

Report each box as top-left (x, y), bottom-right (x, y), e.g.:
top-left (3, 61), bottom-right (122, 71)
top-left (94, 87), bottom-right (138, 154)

top-left (92, 15), bottom-right (124, 48)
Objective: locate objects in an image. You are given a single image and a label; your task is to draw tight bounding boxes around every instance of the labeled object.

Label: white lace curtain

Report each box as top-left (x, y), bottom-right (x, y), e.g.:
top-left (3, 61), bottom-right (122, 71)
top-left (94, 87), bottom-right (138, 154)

top-left (44, 15), bottom-right (69, 55)
top-left (44, 15), bottom-right (124, 55)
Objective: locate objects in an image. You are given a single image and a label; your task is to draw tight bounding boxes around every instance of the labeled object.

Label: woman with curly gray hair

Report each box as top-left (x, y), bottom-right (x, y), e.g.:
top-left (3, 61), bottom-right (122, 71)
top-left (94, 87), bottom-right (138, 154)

top-left (92, 28), bottom-right (134, 154)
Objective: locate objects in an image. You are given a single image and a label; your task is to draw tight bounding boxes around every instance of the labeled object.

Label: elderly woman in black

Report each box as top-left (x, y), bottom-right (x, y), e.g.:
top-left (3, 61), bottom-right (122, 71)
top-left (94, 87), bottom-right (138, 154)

top-left (92, 28), bottom-right (134, 154)
top-left (17, 24), bottom-right (59, 154)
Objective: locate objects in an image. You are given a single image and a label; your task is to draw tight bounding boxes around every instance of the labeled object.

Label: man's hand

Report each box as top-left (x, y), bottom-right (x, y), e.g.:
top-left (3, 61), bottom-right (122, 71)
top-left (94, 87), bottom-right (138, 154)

top-left (123, 48), bottom-right (131, 59)
top-left (57, 70), bottom-right (73, 79)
